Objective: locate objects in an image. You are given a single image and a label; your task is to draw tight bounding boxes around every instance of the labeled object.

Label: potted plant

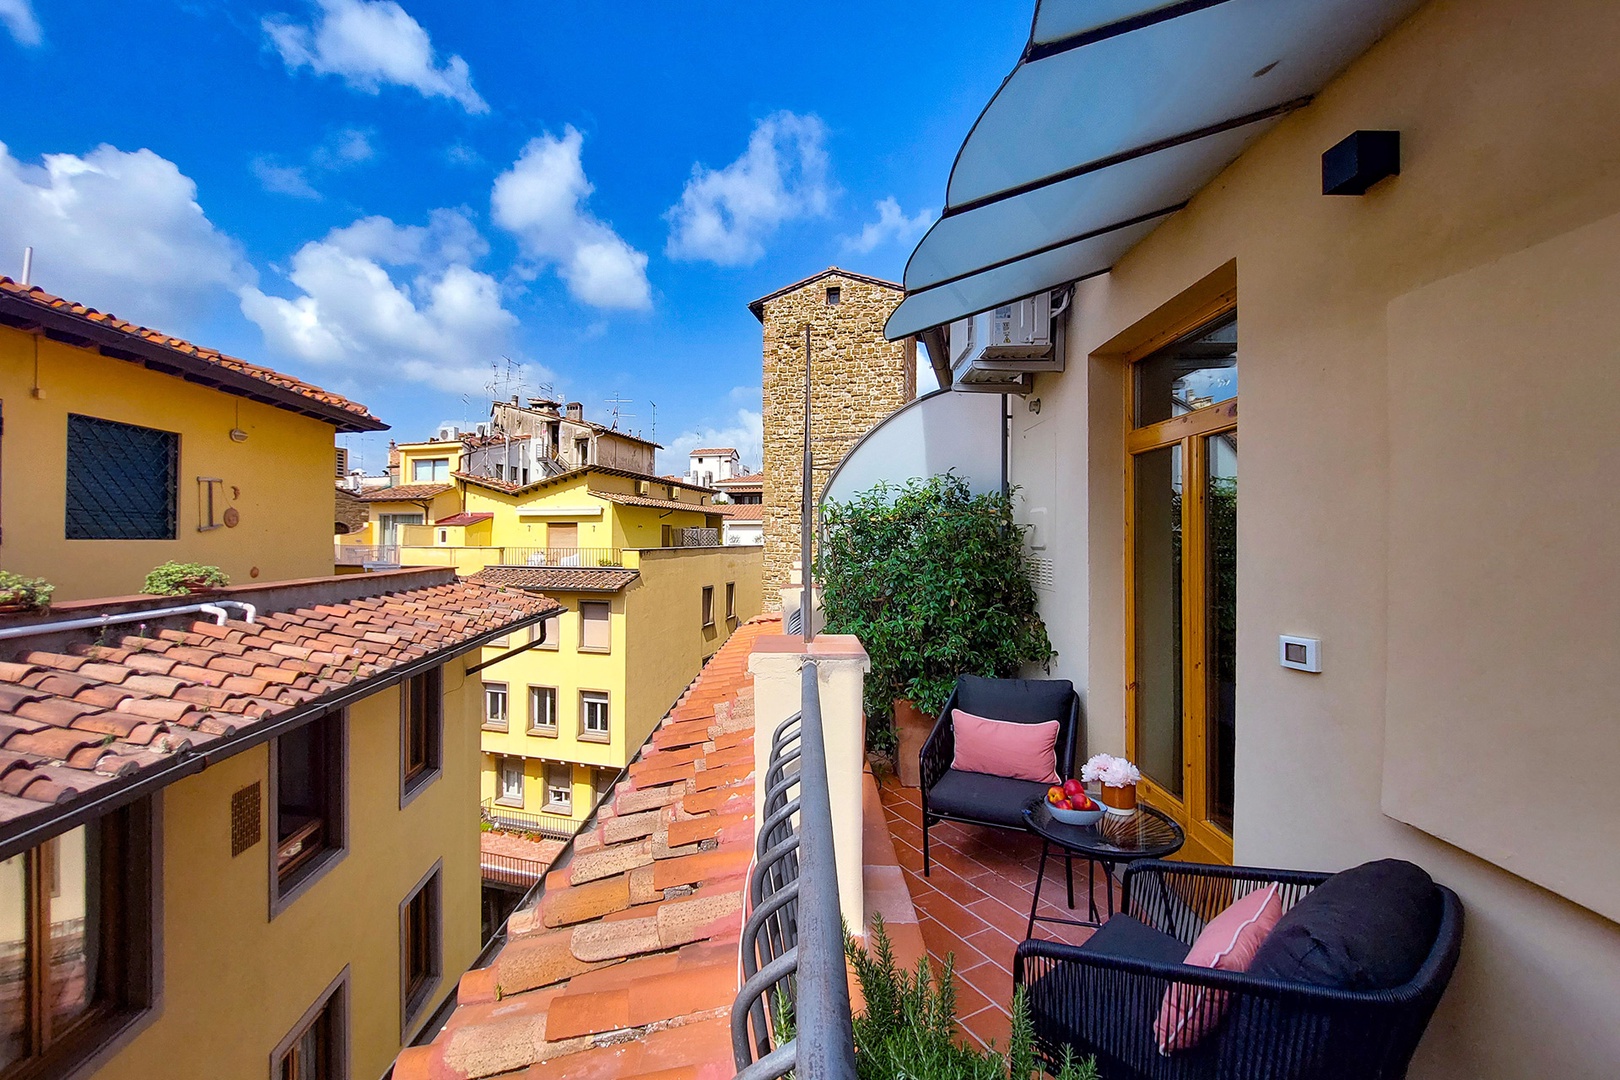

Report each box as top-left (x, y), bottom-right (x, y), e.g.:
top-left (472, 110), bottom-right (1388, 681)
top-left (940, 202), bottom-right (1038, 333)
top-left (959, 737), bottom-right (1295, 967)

top-left (142, 562), bottom-right (230, 596)
top-left (0, 571), bottom-right (54, 615)
top-left (818, 473), bottom-right (1055, 786)
top-left (1081, 753), bottom-right (1142, 815)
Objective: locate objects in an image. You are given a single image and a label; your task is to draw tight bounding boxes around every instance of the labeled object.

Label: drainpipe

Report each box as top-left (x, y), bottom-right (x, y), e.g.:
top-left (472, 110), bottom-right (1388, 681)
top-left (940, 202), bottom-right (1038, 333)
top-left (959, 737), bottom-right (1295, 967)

top-left (0, 599), bottom-right (257, 641)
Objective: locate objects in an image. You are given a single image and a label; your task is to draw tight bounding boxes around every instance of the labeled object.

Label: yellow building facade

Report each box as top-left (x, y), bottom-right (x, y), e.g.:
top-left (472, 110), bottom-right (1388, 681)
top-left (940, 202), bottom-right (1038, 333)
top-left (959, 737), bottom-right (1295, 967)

top-left (0, 308), bottom-right (383, 601)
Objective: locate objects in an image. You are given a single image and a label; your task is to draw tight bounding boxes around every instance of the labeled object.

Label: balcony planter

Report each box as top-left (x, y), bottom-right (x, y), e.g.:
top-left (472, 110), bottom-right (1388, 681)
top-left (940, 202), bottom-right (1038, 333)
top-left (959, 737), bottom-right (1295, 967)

top-left (0, 572), bottom-right (53, 616)
top-left (893, 698), bottom-right (932, 787)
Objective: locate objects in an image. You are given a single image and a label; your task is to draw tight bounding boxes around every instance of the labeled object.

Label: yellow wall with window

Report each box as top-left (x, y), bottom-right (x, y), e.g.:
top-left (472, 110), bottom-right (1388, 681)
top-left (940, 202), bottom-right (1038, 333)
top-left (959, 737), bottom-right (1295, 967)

top-left (456, 472), bottom-right (720, 556)
top-left (88, 663), bottom-right (482, 1080)
top-left (0, 326), bottom-right (339, 601)
top-left (394, 441), bottom-right (464, 485)
top-left (475, 546), bottom-right (764, 815)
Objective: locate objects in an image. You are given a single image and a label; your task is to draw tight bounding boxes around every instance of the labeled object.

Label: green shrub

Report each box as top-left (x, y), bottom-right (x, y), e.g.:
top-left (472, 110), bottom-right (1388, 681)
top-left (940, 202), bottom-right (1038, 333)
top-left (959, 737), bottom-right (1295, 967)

top-left (0, 571), bottom-right (54, 612)
top-left (834, 916), bottom-right (1098, 1080)
top-left (142, 562), bottom-right (230, 596)
top-left (818, 473), bottom-right (1055, 746)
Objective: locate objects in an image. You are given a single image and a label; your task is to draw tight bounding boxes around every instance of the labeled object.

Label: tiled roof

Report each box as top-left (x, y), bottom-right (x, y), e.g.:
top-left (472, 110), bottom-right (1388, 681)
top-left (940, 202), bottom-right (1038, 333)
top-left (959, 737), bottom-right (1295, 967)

top-left (0, 573), bottom-right (560, 852)
top-left (457, 465), bottom-right (717, 500)
top-left (435, 512), bottom-right (494, 526)
top-left (396, 615), bottom-right (781, 1080)
top-left (688, 447), bottom-right (738, 456)
top-left (716, 504), bottom-right (764, 522)
top-left (717, 473), bottom-right (763, 488)
top-left (589, 489), bottom-right (720, 514)
top-left (0, 277), bottom-right (385, 432)
top-left (470, 567), bottom-right (640, 594)
top-left (353, 484), bottom-right (453, 502)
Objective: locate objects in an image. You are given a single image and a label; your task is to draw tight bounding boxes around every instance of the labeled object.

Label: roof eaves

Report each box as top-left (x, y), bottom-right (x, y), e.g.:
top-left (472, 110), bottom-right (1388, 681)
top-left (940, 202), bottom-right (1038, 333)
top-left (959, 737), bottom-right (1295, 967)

top-left (747, 266), bottom-right (904, 321)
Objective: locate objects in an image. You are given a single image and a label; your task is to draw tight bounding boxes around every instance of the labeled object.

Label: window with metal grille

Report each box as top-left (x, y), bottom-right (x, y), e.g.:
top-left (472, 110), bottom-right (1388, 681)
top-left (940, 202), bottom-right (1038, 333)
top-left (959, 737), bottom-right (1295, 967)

top-left (65, 414), bottom-right (179, 540)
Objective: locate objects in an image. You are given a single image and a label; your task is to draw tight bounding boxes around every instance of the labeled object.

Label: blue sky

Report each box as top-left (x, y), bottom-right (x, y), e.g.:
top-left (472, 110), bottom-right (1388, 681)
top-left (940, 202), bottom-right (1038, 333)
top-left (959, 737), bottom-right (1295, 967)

top-left (0, 0), bottom-right (1029, 473)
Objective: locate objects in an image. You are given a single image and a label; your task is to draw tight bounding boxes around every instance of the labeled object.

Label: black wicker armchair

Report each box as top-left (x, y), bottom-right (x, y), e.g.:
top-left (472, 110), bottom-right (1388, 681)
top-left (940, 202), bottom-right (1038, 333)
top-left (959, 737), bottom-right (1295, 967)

top-left (919, 675), bottom-right (1082, 875)
top-left (1013, 860), bottom-right (1465, 1080)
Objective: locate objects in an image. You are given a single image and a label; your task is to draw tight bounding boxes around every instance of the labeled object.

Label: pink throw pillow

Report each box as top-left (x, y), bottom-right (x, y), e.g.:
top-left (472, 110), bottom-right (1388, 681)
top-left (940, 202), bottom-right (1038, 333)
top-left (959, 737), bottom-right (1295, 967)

top-left (1154, 884), bottom-right (1283, 1054)
top-left (949, 709), bottom-right (1060, 784)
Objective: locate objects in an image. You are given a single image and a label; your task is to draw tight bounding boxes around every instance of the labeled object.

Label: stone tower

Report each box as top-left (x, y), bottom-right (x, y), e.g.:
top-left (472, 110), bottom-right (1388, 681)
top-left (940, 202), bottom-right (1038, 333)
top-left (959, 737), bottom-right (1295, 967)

top-left (750, 268), bottom-right (916, 610)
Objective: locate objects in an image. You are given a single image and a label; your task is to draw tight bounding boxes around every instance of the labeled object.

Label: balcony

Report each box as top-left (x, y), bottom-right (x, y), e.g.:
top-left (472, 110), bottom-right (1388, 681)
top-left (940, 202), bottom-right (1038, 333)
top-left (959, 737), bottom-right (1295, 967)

top-left (335, 538), bottom-right (723, 571)
top-left (480, 798), bottom-right (590, 842)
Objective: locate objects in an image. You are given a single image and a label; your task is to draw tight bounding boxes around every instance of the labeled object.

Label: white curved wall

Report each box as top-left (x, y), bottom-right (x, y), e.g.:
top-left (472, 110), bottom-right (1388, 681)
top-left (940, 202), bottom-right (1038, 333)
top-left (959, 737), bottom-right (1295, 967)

top-left (822, 390), bottom-right (1004, 506)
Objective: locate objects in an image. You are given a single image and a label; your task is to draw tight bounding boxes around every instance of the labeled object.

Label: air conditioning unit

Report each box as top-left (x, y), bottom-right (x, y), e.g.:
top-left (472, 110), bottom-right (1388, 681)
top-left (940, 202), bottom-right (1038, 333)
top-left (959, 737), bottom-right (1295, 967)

top-left (948, 293), bottom-right (1063, 393)
top-left (436, 424), bottom-right (459, 441)
top-left (475, 422), bottom-right (491, 437)
top-left (636, 480), bottom-right (651, 496)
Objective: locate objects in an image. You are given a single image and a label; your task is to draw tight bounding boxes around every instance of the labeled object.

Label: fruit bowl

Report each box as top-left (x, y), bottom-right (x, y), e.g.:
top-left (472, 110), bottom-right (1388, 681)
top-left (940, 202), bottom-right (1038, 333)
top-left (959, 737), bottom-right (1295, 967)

top-left (1046, 802), bottom-right (1106, 826)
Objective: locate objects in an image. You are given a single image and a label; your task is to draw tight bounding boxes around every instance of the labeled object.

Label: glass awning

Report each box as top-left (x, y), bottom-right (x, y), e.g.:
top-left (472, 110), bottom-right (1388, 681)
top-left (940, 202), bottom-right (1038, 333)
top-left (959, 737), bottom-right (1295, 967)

top-left (885, 0), bottom-right (1426, 341)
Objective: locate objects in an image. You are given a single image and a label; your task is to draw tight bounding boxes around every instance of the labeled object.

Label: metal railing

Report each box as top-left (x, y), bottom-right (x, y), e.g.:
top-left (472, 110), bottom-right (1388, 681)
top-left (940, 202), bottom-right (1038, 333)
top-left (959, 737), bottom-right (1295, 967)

top-left (481, 799), bottom-right (588, 841)
top-left (334, 544), bottom-right (400, 566)
top-left (501, 546), bottom-right (625, 568)
top-left (479, 850), bottom-right (548, 889)
top-left (731, 661), bottom-right (856, 1080)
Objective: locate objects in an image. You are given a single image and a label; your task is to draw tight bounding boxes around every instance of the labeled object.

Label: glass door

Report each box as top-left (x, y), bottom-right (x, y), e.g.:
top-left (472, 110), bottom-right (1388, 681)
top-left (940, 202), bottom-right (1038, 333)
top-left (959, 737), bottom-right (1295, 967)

top-left (1127, 313), bottom-right (1238, 863)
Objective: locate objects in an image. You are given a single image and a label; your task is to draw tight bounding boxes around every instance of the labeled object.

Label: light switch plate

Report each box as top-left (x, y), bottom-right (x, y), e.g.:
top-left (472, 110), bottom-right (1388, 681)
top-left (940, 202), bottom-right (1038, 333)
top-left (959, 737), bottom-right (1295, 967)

top-left (1279, 635), bottom-right (1321, 673)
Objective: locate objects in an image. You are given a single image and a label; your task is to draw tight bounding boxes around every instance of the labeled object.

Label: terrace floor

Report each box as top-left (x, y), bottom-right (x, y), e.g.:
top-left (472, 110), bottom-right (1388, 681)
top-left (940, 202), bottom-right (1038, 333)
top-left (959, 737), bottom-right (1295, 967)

top-left (877, 775), bottom-right (1111, 1053)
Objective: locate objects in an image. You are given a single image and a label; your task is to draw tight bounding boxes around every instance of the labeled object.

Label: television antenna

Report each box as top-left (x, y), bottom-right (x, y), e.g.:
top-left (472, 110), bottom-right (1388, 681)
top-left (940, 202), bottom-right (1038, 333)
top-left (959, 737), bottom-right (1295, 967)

top-left (604, 393), bottom-right (635, 430)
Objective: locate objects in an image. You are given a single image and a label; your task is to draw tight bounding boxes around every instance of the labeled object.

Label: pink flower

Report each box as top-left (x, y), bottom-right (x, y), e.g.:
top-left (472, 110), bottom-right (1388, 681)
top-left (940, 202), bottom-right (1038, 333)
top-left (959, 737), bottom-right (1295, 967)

top-left (1081, 753), bottom-right (1141, 788)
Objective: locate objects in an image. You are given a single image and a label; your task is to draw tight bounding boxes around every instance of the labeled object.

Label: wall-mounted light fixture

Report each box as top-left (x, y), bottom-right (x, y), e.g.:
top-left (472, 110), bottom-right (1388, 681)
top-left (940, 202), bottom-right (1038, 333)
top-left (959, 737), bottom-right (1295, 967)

top-left (229, 428), bottom-right (248, 443)
top-left (1028, 397), bottom-right (1042, 415)
top-left (1323, 130), bottom-right (1400, 195)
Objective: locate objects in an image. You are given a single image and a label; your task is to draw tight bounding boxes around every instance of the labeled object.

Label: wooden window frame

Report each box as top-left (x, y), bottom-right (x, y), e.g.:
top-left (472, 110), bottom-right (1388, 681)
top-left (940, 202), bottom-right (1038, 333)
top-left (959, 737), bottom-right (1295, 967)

top-left (494, 757), bottom-right (525, 809)
top-left (526, 685), bottom-right (559, 737)
top-left (399, 667), bottom-right (444, 808)
top-left (701, 586), bottom-right (715, 629)
top-left (398, 861), bottom-right (442, 1041)
top-left (0, 801), bottom-right (161, 1080)
top-left (269, 710), bottom-right (348, 919)
top-left (725, 581), bottom-right (736, 622)
top-left (577, 602), bottom-right (611, 654)
top-left (578, 691), bottom-right (611, 745)
top-left (482, 682), bottom-right (509, 733)
top-left (542, 763), bottom-right (573, 816)
top-left (270, 965), bottom-right (349, 1080)
top-left (1124, 304), bottom-right (1238, 867)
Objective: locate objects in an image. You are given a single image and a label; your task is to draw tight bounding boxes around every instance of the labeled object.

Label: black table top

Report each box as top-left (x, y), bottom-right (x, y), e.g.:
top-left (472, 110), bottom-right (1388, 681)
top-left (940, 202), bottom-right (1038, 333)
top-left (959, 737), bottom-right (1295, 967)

top-left (1022, 799), bottom-right (1185, 861)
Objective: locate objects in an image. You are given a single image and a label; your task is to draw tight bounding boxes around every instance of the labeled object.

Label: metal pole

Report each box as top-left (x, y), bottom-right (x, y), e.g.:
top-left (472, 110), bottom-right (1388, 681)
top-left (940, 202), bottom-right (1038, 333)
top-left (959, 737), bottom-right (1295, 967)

top-left (801, 324), bottom-right (815, 643)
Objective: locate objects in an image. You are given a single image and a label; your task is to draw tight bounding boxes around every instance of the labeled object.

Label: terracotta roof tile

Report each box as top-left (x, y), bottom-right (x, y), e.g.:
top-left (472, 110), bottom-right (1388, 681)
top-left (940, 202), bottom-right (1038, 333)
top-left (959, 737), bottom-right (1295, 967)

top-left (470, 566), bottom-right (640, 594)
top-left (0, 277), bottom-right (382, 430)
top-left (588, 489), bottom-right (722, 515)
top-left (0, 576), bottom-right (561, 843)
top-left (352, 483), bottom-right (453, 502)
top-left (395, 614), bottom-right (781, 1080)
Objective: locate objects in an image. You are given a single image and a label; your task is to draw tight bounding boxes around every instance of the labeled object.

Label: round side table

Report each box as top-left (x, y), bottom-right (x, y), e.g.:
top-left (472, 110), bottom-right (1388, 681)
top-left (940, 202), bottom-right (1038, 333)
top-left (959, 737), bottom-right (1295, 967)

top-left (1021, 799), bottom-right (1185, 938)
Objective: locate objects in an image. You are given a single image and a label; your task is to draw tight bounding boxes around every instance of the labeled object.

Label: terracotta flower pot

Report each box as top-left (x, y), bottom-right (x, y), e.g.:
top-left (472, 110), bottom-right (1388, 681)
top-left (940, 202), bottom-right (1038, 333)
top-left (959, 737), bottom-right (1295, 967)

top-left (1100, 783), bottom-right (1138, 815)
top-left (893, 698), bottom-right (933, 788)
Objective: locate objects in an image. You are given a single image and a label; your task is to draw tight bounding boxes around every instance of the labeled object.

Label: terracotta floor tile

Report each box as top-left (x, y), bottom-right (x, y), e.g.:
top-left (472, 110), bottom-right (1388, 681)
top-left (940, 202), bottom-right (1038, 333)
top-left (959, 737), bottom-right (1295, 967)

top-left (959, 1003), bottom-right (1013, 1053)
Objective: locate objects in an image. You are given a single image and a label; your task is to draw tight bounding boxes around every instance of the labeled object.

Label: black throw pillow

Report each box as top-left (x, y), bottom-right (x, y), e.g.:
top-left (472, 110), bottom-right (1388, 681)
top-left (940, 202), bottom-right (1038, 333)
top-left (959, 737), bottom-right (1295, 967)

top-left (1249, 859), bottom-right (1442, 991)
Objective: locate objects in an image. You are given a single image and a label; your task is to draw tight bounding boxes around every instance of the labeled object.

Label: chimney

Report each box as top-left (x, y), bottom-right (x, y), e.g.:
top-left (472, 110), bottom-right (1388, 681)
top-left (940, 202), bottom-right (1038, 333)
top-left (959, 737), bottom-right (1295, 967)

top-left (529, 398), bottom-right (560, 415)
top-left (565, 401), bottom-right (583, 421)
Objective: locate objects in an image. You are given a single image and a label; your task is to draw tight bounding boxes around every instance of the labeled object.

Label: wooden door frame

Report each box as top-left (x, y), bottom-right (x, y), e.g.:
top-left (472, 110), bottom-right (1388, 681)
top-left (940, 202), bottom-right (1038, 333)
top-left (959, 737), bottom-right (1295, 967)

top-left (1124, 307), bottom-right (1238, 866)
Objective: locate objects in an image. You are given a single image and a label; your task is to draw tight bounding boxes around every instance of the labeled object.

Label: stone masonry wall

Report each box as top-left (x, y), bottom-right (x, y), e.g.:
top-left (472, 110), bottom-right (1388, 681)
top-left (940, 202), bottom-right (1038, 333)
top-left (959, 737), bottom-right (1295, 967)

top-left (760, 271), bottom-right (915, 609)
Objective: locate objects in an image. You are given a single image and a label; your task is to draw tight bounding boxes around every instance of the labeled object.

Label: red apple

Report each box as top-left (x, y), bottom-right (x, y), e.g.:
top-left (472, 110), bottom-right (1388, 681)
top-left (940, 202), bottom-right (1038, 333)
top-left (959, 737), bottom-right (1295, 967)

top-left (1062, 778), bottom-right (1083, 797)
top-left (1075, 793), bottom-right (1096, 810)
top-left (1046, 786), bottom-right (1064, 805)
top-left (1056, 798), bottom-right (1073, 810)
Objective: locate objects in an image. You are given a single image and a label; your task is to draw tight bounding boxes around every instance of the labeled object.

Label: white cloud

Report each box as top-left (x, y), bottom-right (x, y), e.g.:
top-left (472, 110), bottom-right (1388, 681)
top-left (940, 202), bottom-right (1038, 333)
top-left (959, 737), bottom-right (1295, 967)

top-left (254, 127), bottom-right (378, 201)
top-left (0, 0), bottom-right (41, 45)
top-left (659, 388), bottom-right (764, 475)
top-left (252, 158), bottom-right (321, 200)
top-left (0, 141), bottom-right (249, 326)
top-left (264, 0), bottom-right (488, 114)
top-left (239, 208), bottom-right (525, 394)
top-left (842, 196), bottom-right (934, 255)
top-left (491, 128), bottom-right (651, 311)
top-left (665, 112), bottom-right (832, 266)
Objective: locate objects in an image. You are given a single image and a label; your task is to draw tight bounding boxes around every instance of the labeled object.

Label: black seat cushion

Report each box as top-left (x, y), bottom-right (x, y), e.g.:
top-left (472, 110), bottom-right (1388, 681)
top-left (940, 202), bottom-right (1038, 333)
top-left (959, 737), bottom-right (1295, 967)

top-left (1079, 913), bottom-right (1192, 966)
top-left (1250, 859), bottom-right (1442, 991)
top-left (927, 769), bottom-right (1048, 828)
top-left (956, 674), bottom-right (1075, 724)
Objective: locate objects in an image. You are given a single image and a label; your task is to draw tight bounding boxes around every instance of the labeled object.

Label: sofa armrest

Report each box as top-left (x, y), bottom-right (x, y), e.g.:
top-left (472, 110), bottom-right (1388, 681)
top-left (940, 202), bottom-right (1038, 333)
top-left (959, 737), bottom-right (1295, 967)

top-left (918, 689), bottom-right (959, 800)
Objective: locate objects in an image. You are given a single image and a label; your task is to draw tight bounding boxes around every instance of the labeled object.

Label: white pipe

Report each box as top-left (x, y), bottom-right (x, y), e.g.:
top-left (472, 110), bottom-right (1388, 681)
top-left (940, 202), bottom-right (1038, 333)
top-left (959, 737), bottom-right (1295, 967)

top-left (20, 246), bottom-right (32, 287)
top-left (0, 599), bottom-right (257, 641)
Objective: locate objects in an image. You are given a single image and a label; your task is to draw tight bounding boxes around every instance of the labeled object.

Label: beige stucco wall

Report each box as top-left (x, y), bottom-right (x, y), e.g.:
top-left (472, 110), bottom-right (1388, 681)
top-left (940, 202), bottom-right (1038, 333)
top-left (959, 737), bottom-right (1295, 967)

top-left (1009, 0), bottom-right (1620, 1074)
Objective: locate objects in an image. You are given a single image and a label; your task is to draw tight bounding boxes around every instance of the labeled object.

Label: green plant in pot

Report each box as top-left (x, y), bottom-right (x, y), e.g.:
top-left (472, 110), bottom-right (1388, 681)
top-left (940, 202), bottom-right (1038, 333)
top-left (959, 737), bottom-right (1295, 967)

top-left (818, 473), bottom-right (1054, 784)
top-left (0, 571), bottom-right (54, 615)
top-left (142, 562), bottom-right (230, 596)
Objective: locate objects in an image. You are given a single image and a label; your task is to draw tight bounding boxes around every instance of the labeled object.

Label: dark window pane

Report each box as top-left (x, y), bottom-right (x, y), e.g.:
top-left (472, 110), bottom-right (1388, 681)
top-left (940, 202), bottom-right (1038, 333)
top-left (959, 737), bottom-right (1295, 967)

top-left (47, 825), bottom-right (99, 1034)
top-left (65, 414), bottom-right (179, 540)
top-left (1134, 444), bottom-right (1183, 797)
top-left (1133, 316), bottom-right (1238, 428)
top-left (277, 714), bottom-right (339, 881)
top-left (0, 852), bottom-right (25, 1068)
top-left (1205, 432), bottom-right (1238, 834)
